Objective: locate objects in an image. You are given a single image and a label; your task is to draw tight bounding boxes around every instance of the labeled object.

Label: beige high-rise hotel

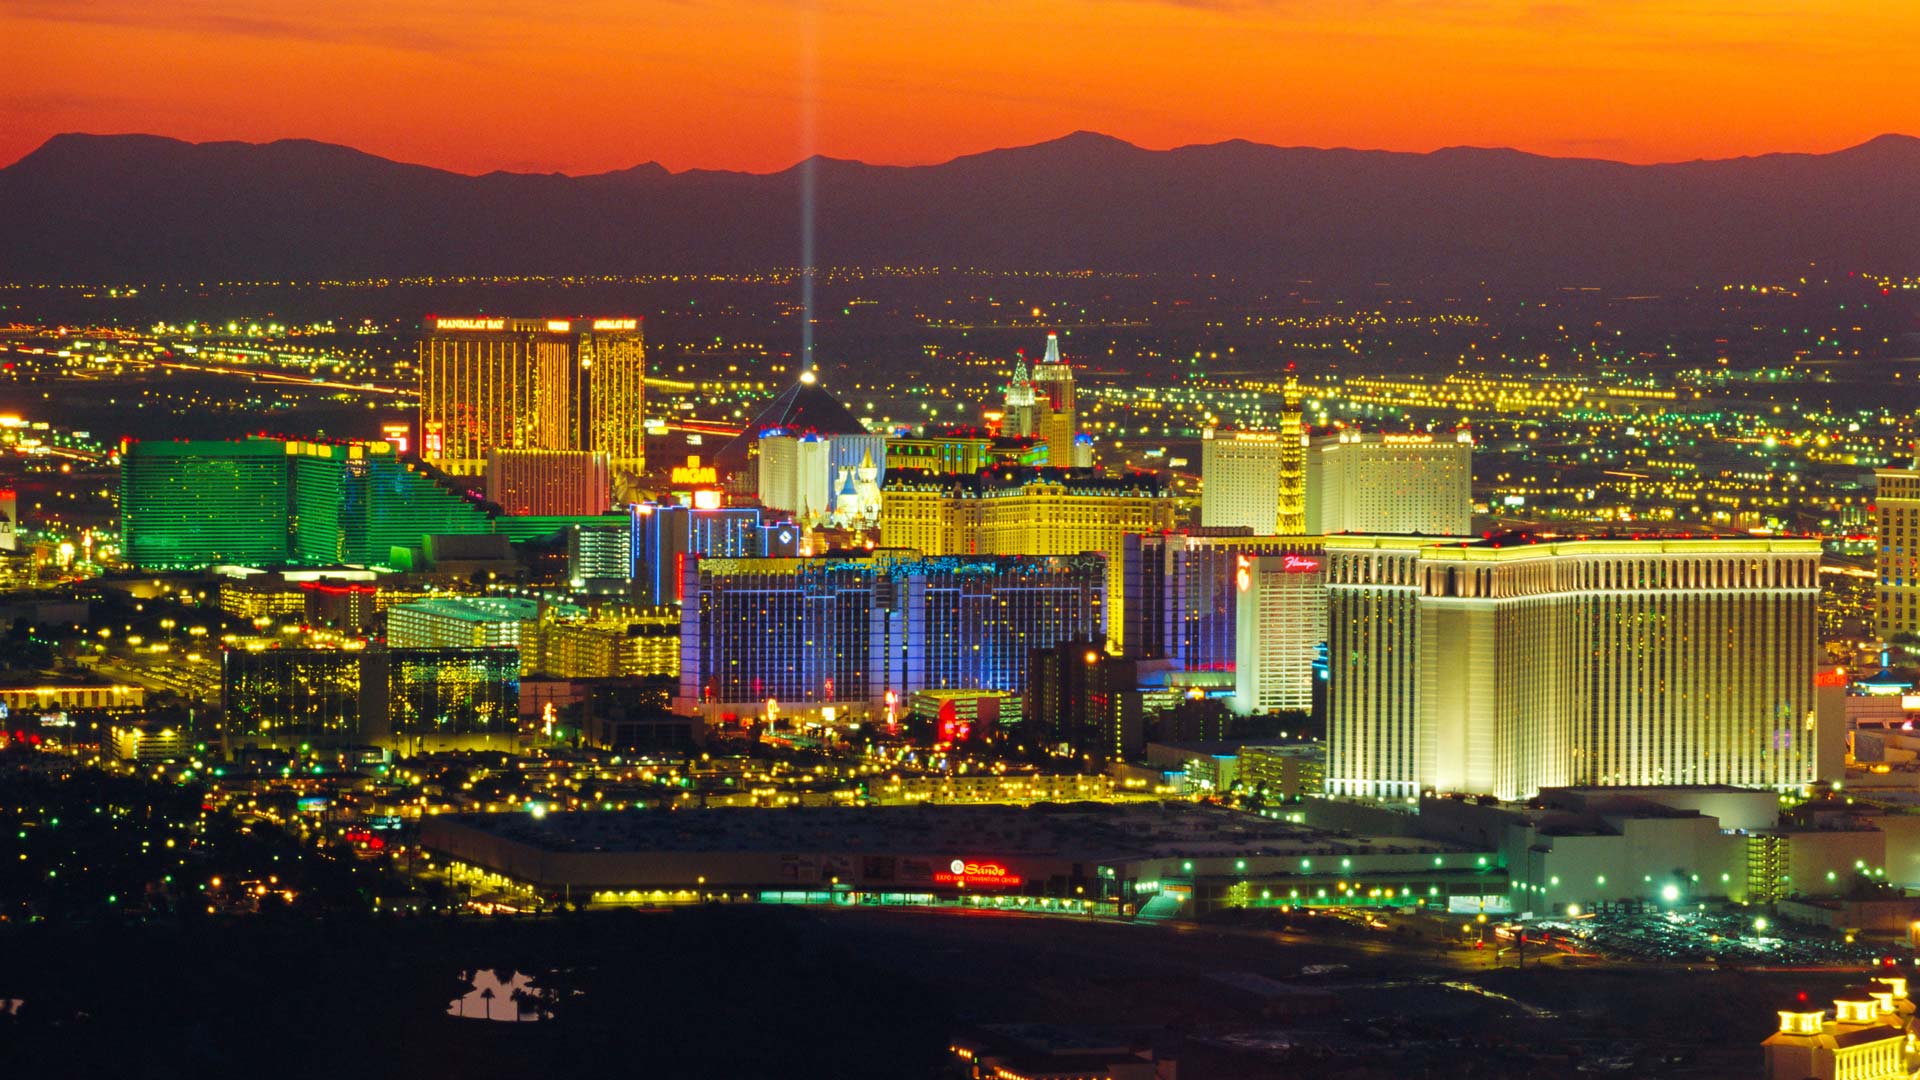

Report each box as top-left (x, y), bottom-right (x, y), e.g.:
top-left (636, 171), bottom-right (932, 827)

top-left (1324, 536), bottom-right (1827, 802)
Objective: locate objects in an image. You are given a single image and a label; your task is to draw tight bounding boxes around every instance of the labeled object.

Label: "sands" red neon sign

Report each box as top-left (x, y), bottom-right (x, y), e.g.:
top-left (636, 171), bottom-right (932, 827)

top-left (933, 859), bottom-right (1022, 887)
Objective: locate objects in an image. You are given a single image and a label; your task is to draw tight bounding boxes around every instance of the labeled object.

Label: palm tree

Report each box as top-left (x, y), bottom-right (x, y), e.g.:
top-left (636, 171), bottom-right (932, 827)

top-left (449, 970), bottom-right (476, 1018)
top-left (479, 985), bottom-right (496, 1021)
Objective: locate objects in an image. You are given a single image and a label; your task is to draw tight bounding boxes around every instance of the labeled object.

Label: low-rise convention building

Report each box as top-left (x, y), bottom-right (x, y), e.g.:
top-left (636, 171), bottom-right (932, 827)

top-left (419, 802), bottom-right (1505, 916)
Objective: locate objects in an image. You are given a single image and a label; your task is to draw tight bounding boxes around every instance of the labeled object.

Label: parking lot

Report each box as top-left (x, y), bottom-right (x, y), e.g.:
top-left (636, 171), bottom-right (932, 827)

top-left (1528, 907), bottom-right (1911, 968)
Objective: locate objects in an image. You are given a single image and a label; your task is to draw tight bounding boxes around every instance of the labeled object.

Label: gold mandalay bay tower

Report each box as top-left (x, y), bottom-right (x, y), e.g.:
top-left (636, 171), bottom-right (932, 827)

top-left (418, 316), bottom-right (646, 496)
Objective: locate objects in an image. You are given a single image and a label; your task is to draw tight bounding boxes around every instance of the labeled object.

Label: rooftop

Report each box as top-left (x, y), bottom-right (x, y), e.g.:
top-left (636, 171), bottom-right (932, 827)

top-left (695, 550), bottom-right (1108, 579)
top-left (388, 597), bottom-right (541, 623)
top-left (1326, 533), bottom-right (1822, 558)
top-left (427, 802), bottom-right (1470, 863)
top-left (882, 465), bottom-right (1169, 498)
top-left (715, 377), bottom-right (868, 469)
top-left (1548, 784), bottom-right (1771, 796)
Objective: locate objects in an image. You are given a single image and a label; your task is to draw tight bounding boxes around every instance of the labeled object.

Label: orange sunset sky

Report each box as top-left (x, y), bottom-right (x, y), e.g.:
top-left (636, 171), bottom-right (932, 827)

top-left (1, 0), bottom-right (1913, 175)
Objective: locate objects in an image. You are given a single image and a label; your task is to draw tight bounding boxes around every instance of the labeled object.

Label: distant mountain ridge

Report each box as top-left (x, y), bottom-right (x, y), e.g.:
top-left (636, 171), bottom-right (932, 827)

top-left (2, 130), bottom-right (1917, 284)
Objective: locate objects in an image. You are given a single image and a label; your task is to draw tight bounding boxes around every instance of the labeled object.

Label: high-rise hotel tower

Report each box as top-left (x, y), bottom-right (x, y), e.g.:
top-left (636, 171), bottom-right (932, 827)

top-left (1030, 333), bottom-right (1083, 467)
top-left (1200, 380), bottom-right (1306, 535)
top-left (419, 316), bottom-right (645, 492)
top-left (1325, 536), bottom-right (1827, 802)
top-left (120, 437), bottom-right (493, 571)
top-left (1875, 463), bottom-right (1920, 640)
top-left (1002, 351), bottom-right (1041, 438)
top-left (677, 551), bottom-right (1106, 716)
top-left (1306, 428), bottom-right (1473, 536)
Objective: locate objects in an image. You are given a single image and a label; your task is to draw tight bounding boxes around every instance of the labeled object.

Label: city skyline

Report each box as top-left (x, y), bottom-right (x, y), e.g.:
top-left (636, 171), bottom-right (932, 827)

top-left (5, 3), bottom-right (1919, 1075)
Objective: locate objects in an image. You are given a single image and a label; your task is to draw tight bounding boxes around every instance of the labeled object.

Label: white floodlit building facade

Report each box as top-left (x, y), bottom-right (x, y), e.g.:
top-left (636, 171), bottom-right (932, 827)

top-left (1325, 536), bottom-right (1826, 802)
top-left (1233, 552), bottom-right (1328, 715)
top-left (1200, 382), bottom-right (1304, 535)
top-left (1202, 430), bottom-right (1296, 534)
top-left (757, 433), bottom-right (833, 523)
top-left (758, 431), bottom-right (888, 527)
top-left (1875, 465), bottom-right (1920, 641)
top-left (1306, 430), bottom-right (1473, 536)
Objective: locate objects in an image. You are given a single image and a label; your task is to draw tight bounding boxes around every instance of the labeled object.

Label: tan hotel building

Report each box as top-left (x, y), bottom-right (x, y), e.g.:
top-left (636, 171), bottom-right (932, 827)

top-left (1325, 536), bottom-right (1832, 802)
top-left (1875, 464), bottom-right (1920, 640)
top-left (1198, 380), bottom-right (1306, 536)
top-left (878, 467), bottom-right (1178, 649)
